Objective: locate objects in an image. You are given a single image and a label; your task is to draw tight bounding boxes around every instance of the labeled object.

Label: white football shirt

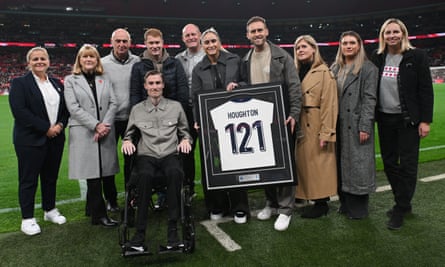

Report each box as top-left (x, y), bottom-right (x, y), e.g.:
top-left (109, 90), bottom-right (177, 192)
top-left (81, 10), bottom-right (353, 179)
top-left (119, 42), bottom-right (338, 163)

top-left (210, 98), bottom-right (275, 171)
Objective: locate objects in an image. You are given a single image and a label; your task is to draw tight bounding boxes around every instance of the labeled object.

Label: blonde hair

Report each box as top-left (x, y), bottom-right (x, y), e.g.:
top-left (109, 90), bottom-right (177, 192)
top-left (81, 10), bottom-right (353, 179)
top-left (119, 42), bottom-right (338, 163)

top-left (72, 44), bottom-right (104, 75)
top-left (201, 27), bottom-right (228, 52)
top-left (333, 31), bottom-right (367, 75)
top-left (377, 18), bottom-right (414, 54)
top-left (26, 47), bottom-right (49, 63)
top-left (293, 35), bottom-right (325, 71)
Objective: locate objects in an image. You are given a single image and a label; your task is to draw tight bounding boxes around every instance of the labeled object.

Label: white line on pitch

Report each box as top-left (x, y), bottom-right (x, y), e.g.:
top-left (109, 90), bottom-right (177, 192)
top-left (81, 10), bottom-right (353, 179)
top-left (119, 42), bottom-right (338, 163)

top-left (202, 173), bottom-right (445, 252)
top-left (420, 173), bottom-right (445, 182)
top-left (200, 218), bottom-right (242, 252)
top-left (375, 145), bottom-right (445, 158)
top-left (0, 198), bottom-right (83, 214)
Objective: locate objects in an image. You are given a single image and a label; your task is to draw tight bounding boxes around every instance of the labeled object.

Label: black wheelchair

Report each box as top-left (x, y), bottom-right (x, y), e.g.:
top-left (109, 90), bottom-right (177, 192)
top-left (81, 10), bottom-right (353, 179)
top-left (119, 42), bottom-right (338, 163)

top-left (118, 153), bottom-right (196, 257)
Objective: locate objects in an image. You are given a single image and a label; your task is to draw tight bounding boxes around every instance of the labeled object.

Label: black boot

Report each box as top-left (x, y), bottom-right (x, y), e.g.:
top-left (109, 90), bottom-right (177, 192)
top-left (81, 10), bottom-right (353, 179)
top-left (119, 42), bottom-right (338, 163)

top-left (301, 202), bottom-right (329, 218)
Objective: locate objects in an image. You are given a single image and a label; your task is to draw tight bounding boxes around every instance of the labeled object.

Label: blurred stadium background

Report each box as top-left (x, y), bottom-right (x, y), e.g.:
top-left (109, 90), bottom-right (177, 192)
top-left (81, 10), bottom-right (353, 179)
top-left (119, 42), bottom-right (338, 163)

top-left (0, 0), bottom-right (444, 94)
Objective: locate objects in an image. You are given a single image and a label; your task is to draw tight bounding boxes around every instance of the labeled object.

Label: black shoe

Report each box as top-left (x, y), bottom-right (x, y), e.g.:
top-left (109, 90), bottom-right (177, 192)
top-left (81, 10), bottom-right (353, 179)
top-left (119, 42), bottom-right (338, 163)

top-left (386, 207), bottom-right (412, 218)
top-left (387, 212), bottom-right (404, 230)
top-left (107, 201), bottom-right (120, 213)
top-left (92, 216), bottom-right (118, 227)
top-left (301, 202), bottom-right (329, 219)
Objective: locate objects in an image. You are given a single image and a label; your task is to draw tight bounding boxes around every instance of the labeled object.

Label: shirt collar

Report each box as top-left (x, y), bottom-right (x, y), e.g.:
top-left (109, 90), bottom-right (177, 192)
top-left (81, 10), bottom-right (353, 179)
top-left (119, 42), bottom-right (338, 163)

top-left (112, 51), bottom-right (130, 64)
top-left (32, 72), bottom-right (49, 83)
top-left (184, 48), bottom-right (204, 58)
top-left (145, 97), bottom-right (167, 112)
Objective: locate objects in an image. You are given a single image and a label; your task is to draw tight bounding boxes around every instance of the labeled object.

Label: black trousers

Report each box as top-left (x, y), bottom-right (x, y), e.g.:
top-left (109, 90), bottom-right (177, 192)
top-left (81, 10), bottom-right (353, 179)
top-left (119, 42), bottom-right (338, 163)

top-left (87, 177), bottom-right (109, 220)
top-left (133, 154), bottom-right (183, 233)
top-left (338, 191), bottom-right (369, 218)
top-left (199, 142), bottom-right (249, 216)
top-left (377, 112), bottom-right (420, 212)
top-left (102, 120), bottom-right (130, 205)
top-left (15, 139), bottom-right (64, 219)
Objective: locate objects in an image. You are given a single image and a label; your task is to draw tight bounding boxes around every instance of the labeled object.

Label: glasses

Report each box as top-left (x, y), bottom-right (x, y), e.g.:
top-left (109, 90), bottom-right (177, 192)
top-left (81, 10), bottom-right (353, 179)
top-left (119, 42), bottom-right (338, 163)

top-left (203, 39), bottom-right (218, 45)
top-left (147, 81), bottom-right (162, 85)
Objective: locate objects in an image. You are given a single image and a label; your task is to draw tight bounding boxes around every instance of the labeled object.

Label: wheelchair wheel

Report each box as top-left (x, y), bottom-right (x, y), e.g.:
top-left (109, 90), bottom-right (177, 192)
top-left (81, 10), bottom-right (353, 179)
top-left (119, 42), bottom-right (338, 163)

top-left (182, 217), bottom-right (195, 253)
top-left (181, 185), bottom-right (196, 253)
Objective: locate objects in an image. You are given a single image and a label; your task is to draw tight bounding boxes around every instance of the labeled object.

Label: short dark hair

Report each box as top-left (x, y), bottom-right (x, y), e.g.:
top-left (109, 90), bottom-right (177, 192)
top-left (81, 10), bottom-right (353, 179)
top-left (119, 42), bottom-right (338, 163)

top-left (246, 16), bottom-right (267, 28)
top-left (144, 70), bottom-right (164, 82)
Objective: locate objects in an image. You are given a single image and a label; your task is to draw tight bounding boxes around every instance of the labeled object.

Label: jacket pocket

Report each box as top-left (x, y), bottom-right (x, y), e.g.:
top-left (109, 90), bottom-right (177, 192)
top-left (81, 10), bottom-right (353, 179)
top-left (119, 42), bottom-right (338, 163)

top-left (136, 121), bottom-right (154, 129)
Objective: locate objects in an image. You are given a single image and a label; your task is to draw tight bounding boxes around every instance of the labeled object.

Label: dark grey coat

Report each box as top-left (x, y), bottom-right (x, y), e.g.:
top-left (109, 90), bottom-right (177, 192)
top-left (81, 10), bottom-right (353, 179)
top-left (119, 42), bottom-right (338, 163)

top-left (241, 41), bottom-right (302, 121)
top-left (191, 50), bottom-right (242, 122)
top-left (332, 60), bottom-right (378, 194)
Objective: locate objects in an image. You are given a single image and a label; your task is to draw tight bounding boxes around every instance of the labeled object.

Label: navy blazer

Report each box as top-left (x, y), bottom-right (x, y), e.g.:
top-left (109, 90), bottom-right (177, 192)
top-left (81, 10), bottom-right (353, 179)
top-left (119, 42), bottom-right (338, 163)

top-left (9, 71), bottom-right (69, 146)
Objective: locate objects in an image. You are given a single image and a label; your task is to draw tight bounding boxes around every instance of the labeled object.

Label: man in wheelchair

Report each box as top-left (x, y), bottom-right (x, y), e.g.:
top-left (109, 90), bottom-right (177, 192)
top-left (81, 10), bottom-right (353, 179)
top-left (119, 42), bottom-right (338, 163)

top-left (121, 70), bottom-right (192, 253)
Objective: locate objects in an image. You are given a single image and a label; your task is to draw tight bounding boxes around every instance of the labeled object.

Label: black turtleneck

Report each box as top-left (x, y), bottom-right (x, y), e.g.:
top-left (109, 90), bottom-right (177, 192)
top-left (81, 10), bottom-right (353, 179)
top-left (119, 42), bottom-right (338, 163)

top-left (82, 71), bottom-right (100, 119)
top-left (299, 62), bottom-right (312, 81)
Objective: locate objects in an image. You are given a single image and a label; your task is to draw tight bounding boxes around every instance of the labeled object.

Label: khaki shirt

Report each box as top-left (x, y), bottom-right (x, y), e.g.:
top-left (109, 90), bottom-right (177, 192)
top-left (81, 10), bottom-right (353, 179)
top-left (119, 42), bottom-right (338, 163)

top-left (124, 97), bottom-right (191, 159)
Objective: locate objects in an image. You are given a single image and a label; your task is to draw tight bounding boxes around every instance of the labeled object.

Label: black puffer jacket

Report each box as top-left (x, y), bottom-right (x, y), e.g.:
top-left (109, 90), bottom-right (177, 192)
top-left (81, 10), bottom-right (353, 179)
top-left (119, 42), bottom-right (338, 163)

top-left (129, 54), bottom-right (189, 110)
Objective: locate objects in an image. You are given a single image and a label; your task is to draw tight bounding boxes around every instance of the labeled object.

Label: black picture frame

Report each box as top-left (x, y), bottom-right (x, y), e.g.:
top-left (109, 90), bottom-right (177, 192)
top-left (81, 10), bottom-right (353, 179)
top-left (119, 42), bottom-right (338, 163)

top-left (197, 83), bottom-right (295, 190)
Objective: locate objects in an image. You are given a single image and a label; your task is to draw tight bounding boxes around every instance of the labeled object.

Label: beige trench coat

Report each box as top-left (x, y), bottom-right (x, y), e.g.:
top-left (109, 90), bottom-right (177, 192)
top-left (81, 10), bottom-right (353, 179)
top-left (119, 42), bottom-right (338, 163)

top-left (295, 64), bottom-right (338, 200)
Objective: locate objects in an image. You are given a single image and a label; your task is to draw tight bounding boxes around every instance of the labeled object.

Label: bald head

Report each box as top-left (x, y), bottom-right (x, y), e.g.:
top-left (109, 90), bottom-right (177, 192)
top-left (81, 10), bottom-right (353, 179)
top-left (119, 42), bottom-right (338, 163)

top-left (110, 28), bottom-right (131, 60)
top-left (182, 24), bottom-right (201, 52)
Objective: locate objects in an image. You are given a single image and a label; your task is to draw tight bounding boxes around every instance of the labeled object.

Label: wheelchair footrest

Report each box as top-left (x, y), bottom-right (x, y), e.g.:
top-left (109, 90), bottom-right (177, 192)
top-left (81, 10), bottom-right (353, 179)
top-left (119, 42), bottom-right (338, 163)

top-left (158, 243), bottom-right (185, 254)
top-left (121, 244), bottom-right (152, 257)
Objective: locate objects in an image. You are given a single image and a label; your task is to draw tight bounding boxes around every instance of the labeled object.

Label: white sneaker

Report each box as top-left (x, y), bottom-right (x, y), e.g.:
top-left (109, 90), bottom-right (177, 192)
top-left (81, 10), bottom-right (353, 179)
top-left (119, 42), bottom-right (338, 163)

top-left (234, 211), bottom-right (247, 224)
top-left (274, 214), bottom-right (291, 231)
top-left (257, 206), bottom-right (277, 221)
top-left (21, 218), bottom-right (41, 236)
top-left (44, 208), bottom-right (66, 225)
top-left (210, 212), bottom-right (223, 221)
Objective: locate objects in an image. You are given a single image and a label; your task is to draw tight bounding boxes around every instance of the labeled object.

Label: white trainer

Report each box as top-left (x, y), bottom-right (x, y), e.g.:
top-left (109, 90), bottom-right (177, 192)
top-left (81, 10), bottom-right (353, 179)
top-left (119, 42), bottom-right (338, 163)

top-left (44, 208), bottom-right (66, 225)
top-left (257, 206), bottom-right (277, 221)
top-left (274, 214), bottom-right (291, 231)
top-left (234, 211), bottom-right (247, 224)
top-left (210, 212), bottom-right (223, 221)
top-left (21, 218), bottom-right (41, 236)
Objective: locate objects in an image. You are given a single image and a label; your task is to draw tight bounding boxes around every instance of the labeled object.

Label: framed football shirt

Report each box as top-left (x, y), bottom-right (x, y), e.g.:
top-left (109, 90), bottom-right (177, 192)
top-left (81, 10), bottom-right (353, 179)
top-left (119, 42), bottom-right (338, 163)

top-left (197, 83), bottom-right (295, 190)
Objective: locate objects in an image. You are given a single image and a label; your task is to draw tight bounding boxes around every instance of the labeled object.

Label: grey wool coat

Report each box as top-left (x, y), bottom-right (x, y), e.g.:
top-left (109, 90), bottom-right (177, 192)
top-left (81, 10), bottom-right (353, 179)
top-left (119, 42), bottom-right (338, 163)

top-left (332, 60), bottom-right (378, 195)
top-left (64, 74), bottom-right (119, 179)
